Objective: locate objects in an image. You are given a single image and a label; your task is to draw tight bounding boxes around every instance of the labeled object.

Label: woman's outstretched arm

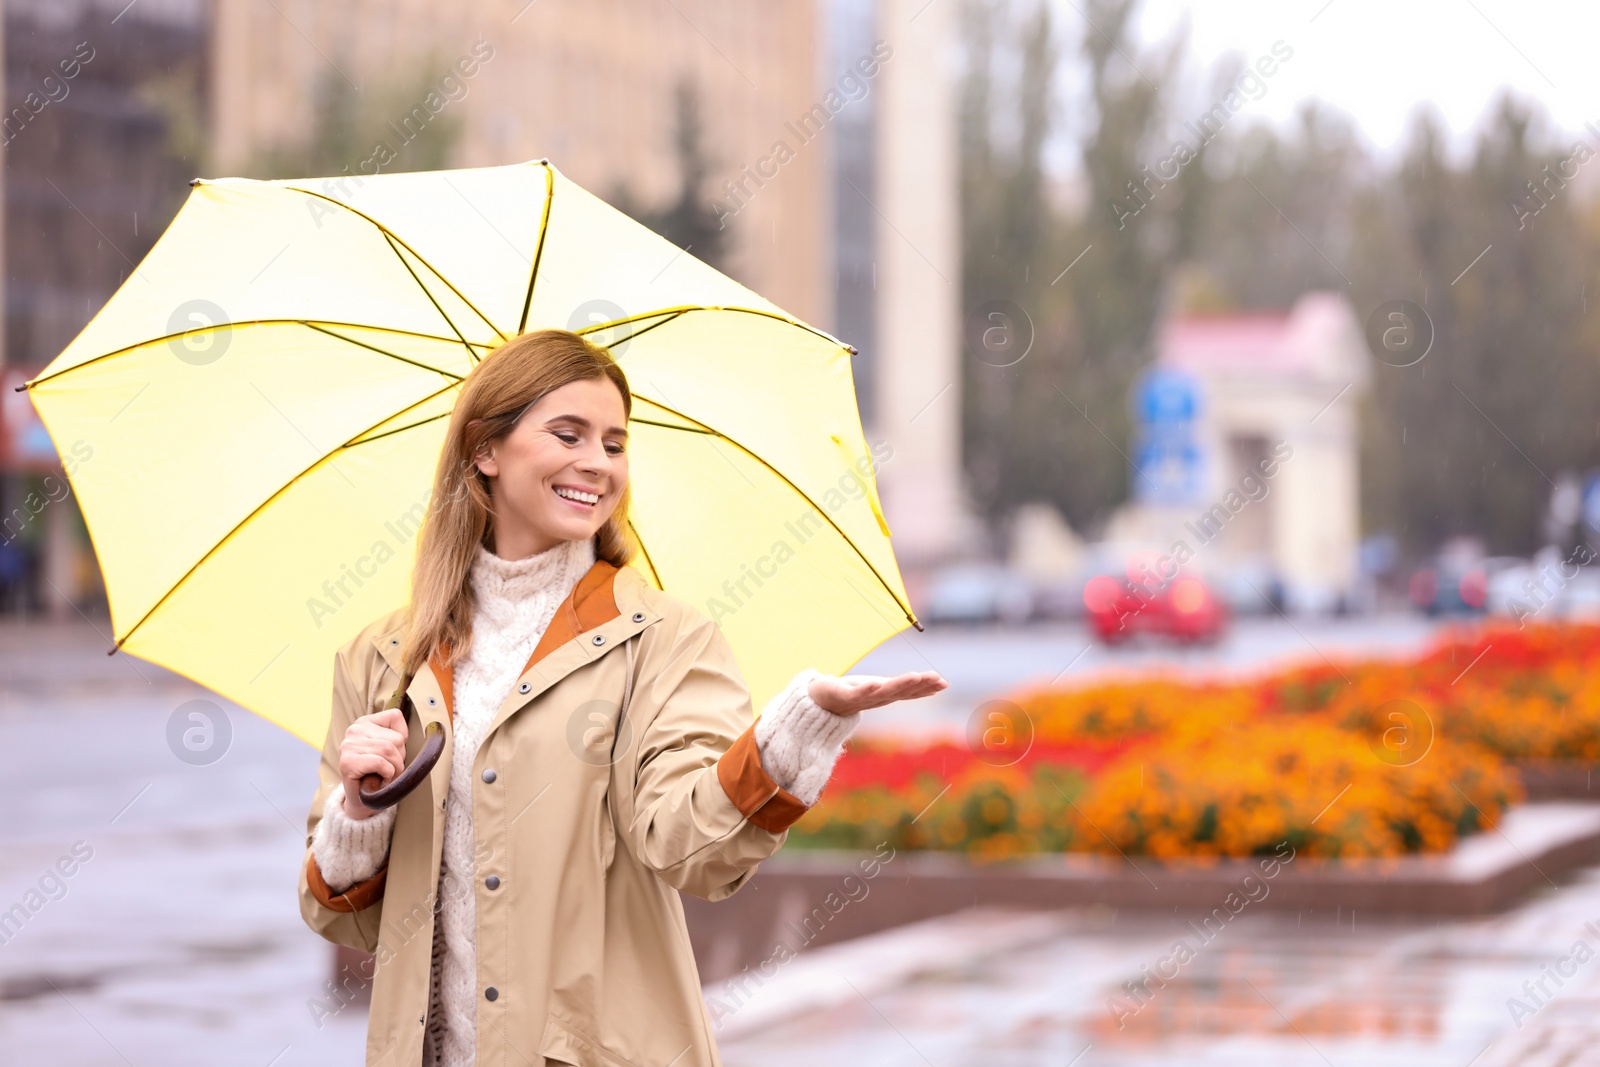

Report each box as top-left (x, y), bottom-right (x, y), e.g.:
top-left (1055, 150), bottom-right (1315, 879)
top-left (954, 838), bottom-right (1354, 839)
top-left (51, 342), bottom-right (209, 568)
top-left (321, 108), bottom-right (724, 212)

top-left (752, 668), bottom-right (857, 805)
top-left (752, 667), bottom-right (947, 804)
top-left (617, 608), bottom-right (943, 901)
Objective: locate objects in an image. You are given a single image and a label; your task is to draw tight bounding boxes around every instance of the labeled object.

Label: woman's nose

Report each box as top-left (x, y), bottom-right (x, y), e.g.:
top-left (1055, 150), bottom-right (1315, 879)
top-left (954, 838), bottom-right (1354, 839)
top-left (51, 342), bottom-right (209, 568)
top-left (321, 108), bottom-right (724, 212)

top-left (573, 443), bottom-right (609, 473)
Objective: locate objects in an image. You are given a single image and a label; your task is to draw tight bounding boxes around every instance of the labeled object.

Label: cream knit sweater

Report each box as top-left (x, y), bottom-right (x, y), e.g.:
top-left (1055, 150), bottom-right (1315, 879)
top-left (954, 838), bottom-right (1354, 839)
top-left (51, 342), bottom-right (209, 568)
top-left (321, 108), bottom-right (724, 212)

top-left (312, 537), bottom-right (859, 1067)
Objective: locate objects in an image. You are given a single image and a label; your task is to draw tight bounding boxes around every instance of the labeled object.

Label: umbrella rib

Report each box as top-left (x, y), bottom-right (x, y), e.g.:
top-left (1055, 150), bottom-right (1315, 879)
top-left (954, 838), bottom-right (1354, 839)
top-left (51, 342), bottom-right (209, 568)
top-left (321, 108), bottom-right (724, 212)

top-left (283, 187), bottom-right (508, 345)
top-left (629, 417), bottom-right (713, 435)
top-left (634, 394), bottom-right (916, 628)
top-left (21, 320), bottom-right (486, 390)
top-left (380, 230), bottom-right (478, 364)
top-left (575, 304), bottom-right (855, 354)
top-left (346, 409), bottom-right (452, 448)
top-left (302, 323), bottom-right (466, 381)
top-left (506, 162), bottom-right (847, 353)
top-left (626, 519), bottom-right (663, 588)
top-left (111, 378), bottom-right (463, 653)
top-left (516, 161), bottom-right (556, 335)
top-left (575, 310), bottom-right (687, 352)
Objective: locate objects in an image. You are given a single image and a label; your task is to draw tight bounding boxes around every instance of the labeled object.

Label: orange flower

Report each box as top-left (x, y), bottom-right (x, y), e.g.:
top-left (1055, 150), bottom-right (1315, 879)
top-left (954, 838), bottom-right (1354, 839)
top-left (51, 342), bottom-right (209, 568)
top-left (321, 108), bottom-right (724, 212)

top-left (786, 618), bottom-right (1583, 859)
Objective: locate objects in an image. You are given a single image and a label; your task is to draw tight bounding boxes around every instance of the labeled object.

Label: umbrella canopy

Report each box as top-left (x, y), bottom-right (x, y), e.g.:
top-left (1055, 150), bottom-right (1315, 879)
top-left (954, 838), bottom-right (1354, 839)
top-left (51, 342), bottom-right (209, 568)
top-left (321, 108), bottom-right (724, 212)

top-left (19, 160), bottom-right (918, 746)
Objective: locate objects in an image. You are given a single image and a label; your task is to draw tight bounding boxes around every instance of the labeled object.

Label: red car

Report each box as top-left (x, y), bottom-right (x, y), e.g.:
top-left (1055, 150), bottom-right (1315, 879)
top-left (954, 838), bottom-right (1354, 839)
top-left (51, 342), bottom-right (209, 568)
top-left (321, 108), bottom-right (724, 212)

top-left (1083, 562), bottom-right (1228, 644)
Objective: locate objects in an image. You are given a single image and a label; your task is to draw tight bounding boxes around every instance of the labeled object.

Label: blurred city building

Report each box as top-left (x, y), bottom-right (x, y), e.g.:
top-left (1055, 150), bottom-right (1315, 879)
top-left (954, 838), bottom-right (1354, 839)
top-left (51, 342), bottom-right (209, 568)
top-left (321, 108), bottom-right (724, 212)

top-left (1, 0), bottom-right (975, 616)
top-left (1108, 291), bottom-right (1371, 612)
top-left (210, 0), bottom-right (973, 571)
top-left (860, 0), bottom-right (975, 571)
top-left (829, 0), bottom-right (878, 423)
top-left (207, 0), bottom-right (829, 327)
top-left (1, 0), bottom-right (206, 618)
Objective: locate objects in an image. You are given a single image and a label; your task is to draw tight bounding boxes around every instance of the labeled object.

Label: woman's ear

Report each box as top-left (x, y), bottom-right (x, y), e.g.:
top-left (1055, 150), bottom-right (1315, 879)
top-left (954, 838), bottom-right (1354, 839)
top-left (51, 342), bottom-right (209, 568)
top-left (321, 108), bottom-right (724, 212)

top-left (465, 420), bottom-right (497, 477)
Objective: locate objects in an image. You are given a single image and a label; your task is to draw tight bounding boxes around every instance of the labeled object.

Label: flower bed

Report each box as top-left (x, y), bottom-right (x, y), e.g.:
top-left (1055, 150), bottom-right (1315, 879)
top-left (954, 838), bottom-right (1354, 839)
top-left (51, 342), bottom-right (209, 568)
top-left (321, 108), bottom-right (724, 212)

top-left (788, 621), bottom-right (1600, 861)
top-left (787, 743), bottom-right (1092, 862)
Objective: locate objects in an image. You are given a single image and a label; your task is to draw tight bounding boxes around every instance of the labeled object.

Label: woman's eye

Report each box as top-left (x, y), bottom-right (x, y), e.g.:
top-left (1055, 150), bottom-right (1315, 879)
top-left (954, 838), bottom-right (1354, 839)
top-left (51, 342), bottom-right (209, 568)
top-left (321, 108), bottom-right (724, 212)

top-left (555, 432), bottom-right (579, 445)
top-left (605, 444), bottom-right (625, 455)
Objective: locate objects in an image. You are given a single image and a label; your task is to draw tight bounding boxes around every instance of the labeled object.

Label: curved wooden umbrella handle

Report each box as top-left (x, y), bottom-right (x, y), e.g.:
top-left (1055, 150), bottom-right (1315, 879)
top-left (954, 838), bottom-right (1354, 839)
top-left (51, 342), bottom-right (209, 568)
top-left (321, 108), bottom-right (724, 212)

top-left (359, 719), bottom-right (445, 810)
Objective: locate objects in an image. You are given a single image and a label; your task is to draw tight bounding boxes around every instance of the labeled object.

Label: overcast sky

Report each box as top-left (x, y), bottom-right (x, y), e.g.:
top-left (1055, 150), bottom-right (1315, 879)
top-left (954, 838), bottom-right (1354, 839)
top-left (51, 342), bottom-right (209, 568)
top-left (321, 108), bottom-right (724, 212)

top-left (1101, 0), bottom-right (1600, 159)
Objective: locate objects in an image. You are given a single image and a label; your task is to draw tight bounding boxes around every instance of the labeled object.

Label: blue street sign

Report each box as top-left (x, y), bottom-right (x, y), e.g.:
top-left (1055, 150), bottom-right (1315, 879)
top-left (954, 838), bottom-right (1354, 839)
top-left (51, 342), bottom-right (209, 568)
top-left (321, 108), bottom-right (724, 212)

top-left (1131, 366), bottom-right (1203, 506)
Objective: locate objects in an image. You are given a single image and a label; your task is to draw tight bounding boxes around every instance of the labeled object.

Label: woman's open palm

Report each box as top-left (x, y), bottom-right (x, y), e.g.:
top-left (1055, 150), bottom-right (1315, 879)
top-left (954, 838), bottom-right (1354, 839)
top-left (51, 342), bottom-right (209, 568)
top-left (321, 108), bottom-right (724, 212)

top-left (808, 670), bottom-right (947, 716)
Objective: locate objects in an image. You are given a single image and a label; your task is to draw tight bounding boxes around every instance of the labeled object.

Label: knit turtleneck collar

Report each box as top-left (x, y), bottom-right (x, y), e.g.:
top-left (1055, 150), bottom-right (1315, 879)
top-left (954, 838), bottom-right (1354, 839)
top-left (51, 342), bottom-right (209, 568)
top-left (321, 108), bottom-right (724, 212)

top-left (468, 536), bottom-right (597, 620)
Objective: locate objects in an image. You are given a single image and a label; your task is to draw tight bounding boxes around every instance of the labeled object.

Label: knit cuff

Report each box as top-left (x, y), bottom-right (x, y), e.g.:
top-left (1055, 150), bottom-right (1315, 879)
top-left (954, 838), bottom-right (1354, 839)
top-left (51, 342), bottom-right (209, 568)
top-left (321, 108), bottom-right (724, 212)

top-left (311, 784), bottom-right (398, 893)
top-left (754, 667), bottom-right (860, 807)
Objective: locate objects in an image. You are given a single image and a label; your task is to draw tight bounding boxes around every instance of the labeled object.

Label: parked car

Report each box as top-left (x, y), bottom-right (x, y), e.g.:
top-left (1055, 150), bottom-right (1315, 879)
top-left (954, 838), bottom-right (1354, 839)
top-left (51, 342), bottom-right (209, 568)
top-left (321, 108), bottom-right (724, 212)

top-left (1082, 561), bottom-right (1228, 644)
top-left (1410, 538), bottom-right (1492, 617)
top-left (1212, 560), bottom-right (1287, 616)
top-left (1484, 556), bottom-right (1534, 617)
top-left (919, 563), bottom-right (1035, 625)
top-left (1409, 558), bottom-right (1487, 616)
top-left (1027, 573), bottom-right (1088, 620)
top-left (1564, 569), bottom-right (1600, 619)
top-left (1485, 551), bottom-right (1600, 621)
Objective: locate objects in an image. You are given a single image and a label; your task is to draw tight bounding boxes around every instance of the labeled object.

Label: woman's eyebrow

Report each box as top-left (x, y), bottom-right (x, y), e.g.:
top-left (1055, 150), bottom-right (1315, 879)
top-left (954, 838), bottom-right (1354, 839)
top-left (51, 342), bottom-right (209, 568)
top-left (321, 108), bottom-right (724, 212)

top-left (547, 414), bottom-right (628, 439)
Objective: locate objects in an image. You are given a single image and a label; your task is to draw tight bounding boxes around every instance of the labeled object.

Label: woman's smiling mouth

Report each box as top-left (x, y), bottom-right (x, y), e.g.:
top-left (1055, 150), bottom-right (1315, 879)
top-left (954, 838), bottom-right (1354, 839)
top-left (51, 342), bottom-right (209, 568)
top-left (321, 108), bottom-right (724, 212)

top-left (554, 484), bottom-right (601, 508)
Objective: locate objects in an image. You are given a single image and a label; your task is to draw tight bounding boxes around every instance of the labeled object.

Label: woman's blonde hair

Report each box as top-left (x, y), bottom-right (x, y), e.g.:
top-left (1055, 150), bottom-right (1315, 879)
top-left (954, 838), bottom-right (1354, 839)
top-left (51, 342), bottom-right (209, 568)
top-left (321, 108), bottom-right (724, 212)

top-left (399, 328), bottom-right (635, 677)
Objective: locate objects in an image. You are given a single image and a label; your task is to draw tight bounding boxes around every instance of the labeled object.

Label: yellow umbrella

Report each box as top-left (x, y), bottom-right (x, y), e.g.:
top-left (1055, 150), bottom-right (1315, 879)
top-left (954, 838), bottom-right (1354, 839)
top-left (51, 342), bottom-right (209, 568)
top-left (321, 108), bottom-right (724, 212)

top-left (17, 160), bottom-right (919, 746)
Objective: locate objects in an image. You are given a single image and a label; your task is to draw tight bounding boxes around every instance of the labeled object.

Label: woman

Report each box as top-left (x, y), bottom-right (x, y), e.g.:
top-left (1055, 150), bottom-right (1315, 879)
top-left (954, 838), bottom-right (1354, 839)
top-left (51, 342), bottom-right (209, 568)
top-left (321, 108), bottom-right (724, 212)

top-left (298, 329), bottom-right (945, 1067)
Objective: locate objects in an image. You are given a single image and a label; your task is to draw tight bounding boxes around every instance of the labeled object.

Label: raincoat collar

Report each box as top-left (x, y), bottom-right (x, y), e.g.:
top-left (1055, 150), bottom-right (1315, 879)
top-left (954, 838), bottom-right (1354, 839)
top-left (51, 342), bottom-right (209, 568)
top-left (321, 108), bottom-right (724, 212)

top-left (369, 558), bottom-right (659, 725)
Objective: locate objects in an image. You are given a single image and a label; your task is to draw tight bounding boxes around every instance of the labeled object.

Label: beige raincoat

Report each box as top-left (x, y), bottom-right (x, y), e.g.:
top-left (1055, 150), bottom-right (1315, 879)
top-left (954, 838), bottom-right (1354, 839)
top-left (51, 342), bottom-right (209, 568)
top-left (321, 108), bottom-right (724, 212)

top-left (298, 558), bottom-right (810, 1066)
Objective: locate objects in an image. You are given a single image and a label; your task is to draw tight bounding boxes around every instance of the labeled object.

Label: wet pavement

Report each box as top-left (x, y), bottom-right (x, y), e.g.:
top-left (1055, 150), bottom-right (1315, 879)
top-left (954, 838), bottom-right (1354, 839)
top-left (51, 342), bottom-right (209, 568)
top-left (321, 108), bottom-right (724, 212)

top-left (715, 872), bottom-right (1600, 1066)
top-left (4, 614), bottom-right (1597, 1065)
top-left (0, 619), bottom-right (366, 1065)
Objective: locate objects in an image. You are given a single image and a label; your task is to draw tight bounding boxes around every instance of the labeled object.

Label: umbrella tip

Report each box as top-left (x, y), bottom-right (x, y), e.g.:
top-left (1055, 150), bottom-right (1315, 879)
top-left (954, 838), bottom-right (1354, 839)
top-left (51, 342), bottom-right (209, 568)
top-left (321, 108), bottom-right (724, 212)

top-left (11, 381), bottom-right (26, 392)
top-left (189, 178), bottom-right (202, 187)
top-left (844, 344), bottom-right (859, 355)
top-left (910, 617), bottom-right (924, 633)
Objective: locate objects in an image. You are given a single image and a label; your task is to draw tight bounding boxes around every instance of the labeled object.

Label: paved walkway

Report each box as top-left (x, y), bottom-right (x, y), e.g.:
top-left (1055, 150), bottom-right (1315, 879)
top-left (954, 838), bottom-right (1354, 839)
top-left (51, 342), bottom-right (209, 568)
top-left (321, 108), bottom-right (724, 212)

top-left (0, 618), bottom-right (367, 1065)
top-left (3, 615), bottom-right (1595, 1065)
top-left (711, 873), bottom-right (1600, 1066)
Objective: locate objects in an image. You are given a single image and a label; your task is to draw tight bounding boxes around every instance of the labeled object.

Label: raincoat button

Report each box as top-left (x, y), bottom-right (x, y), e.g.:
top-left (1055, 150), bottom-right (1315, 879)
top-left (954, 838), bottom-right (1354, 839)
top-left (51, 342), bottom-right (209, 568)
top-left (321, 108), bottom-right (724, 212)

top-left (482, 768), bottom-right (497, 783)
top-left (485, 987), bottom-right (499, 1002)
top-left (632, 612), bottom-right (645, 623)
top-left (485, 875), bottom-right (500, 890)
top-left (518, 682), bottom-right (531, 694)
top-left (592, 634), bottom-right (606, 646)
top-left (428, 696), bottom-right (437, 706)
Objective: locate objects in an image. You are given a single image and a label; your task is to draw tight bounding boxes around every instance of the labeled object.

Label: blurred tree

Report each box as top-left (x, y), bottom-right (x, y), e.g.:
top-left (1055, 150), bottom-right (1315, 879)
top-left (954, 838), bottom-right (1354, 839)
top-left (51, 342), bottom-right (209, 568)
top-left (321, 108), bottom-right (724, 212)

top-left (609, 78), bottom-right (730, 272)
top-left (1170, 91), bottom-right (1600, 556)
top-left (1184, 100), bottom-right (1368, 309)
top-left (245, 61), bottom-right (464, 179)
top-left (955, 0), bottom-right (1600, 557)
top-left (1053, 0), bottom-right (1194, 532)
top-left (960, 0), bottom-right (1189, 537)
top-left (1359, 96), bottom-right (1600, 553)
top-left (960, 0), bottom-right (1057, 532)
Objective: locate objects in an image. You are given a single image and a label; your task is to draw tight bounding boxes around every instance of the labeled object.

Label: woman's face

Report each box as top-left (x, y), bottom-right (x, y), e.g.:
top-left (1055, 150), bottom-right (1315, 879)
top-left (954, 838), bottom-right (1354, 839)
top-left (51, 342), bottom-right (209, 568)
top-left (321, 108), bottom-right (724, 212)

top-left (473, 377), bottom-right (629, 559)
